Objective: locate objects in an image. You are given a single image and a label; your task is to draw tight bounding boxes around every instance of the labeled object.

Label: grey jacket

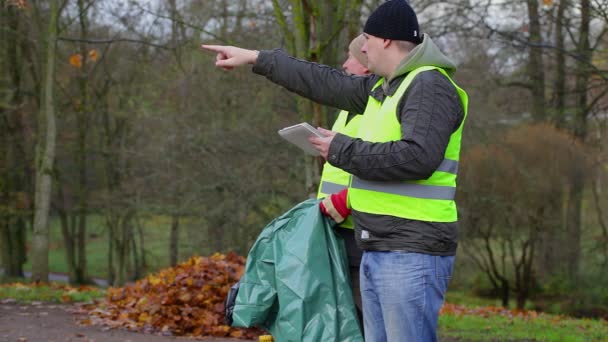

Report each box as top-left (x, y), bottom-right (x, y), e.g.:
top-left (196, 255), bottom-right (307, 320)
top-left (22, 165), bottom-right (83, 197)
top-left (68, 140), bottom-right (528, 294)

top-left (253, 35), bottom-right (465, 255)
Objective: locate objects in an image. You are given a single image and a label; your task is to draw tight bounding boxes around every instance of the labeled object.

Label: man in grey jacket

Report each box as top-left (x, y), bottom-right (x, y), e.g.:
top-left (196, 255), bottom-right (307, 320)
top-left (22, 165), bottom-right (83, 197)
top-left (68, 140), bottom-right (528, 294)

top-left (202, 1), bottom-right (468, 341)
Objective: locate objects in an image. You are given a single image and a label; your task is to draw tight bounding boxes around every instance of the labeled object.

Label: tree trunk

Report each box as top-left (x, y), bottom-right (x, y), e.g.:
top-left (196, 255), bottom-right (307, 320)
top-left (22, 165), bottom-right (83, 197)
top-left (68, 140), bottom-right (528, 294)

top-left (564, 0), bottom-right (592, 283)
top-left (130, 227), bottom-right (140, 280)
top-left (552, 0), bottom-right (567, 126)
top-left (32, 0), bottom-right (59, 283)
top-left (271, 0), bottom-right (353, 197)
top-left (536, 190), bottom-right (565, 282)
top-left (572, 0), bottom-right (592, 140)
top-left (1, 120), bottom-right (14, 276)
top-left (168, 0), bottom-right (182, 267)
top-left (136, 219), bottom-right (147, 275)
top-left (0, 0), bottom-right (30, 279)
top-left (346, 0), bottom-right (363, 42)
top-left (0, 217), bottom-right (26, 278)
top-left (107, 216), bottom-right (115, 286)
top-left (536, 0), bottom-right (568, 282)
top-left (500, 279), bottom-right (510, 308)
top-left (527, 0), bottom-right (565, 284)
top-left (170, 215), bottom-right (179, 266)
top-left (73, 0), bottom-right (90, 285)
top-left (57, 196), bottom-right (76, 281)
top-left (526, 0), bottom-right (546, 122)
top-left (114, 209), bottom-right (135, 285)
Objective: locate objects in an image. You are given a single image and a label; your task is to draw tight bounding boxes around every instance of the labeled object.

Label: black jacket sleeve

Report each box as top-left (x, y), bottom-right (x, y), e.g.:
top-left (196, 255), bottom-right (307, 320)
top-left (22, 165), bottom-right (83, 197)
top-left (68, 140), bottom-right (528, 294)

top-left (252, 49), bottom-right (377, 114)
top-left (327, 70), bottom-right (464, 181)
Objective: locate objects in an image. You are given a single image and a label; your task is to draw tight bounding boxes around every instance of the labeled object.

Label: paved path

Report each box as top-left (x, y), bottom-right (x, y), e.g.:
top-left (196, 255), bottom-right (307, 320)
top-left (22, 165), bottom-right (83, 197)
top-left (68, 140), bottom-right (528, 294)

top-left (0, 302), bottom-right (249, 342)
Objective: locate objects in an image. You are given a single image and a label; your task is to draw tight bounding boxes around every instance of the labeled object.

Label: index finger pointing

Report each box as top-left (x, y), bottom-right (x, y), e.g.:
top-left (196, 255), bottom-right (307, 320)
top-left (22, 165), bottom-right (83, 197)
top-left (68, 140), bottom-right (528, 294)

top-left (201, 45), bottom-right (225, 53)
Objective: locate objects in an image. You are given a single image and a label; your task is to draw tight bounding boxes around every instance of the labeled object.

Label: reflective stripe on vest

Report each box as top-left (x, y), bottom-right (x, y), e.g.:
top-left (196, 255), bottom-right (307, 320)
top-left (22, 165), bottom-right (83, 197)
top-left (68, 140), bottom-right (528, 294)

top-left (319, 180), bottom-right (348, 195)
top-left (436, 158), bottom-right (459, 175)
top-left (351, 177), bottom-right (456, 200)
top-left (317, 110), bottom-right (363, 229)
top-left (348, 66), bottom-right (469, 223)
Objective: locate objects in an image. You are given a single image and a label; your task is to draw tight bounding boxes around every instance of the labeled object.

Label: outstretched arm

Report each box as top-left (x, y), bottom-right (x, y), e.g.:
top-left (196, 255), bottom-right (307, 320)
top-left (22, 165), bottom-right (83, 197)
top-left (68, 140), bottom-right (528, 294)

top-left (201, 45), bottom-right (259, 70)
top-left (202, 46), bottom-right (374, 114)
top-left (253, 49), bottom-right (374, 114)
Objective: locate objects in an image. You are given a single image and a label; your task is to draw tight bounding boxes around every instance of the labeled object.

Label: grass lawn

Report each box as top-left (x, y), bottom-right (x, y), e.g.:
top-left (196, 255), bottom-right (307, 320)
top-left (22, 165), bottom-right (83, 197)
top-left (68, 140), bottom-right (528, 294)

top-left (439, 312), bottom-right (607, 341)
top-left (0, 281), bottom-right (105, 303)
top-left (22, 214), bottom-right (208, 281)
top-left (439, 291), bottom-right (608, 341)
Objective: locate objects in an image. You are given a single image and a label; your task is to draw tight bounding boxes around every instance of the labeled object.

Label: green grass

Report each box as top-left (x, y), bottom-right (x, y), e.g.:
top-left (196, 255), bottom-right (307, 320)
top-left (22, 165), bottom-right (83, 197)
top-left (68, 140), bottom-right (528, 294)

top-left (446, 290), bottom-right (503, 307)
top-left (0, 282), bottom-right (105, 303)
top-left (22, 214), bottom-right (208, 280)
top-left (439, 290), bottom-right (608, 341)
top-left (439, 313), bottom-right (608, 341)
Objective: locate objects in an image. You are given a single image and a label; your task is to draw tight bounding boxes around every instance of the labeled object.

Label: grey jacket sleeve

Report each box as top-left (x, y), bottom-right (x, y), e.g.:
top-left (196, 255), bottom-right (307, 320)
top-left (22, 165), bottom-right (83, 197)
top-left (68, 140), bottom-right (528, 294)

top-left (252, 49), bottom-right (376, 114)
top-left (327, 70), bottom-right (464, 181)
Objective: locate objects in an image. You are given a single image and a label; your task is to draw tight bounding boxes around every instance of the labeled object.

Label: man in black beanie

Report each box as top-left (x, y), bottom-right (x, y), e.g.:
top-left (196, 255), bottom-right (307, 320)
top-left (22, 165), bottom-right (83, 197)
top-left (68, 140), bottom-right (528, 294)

top-left (202, 1), bottom-right (468, 341)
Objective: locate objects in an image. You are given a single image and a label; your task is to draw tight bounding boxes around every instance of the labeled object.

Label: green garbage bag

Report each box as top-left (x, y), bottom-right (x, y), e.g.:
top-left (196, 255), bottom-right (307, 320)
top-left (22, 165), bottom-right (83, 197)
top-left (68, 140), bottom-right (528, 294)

top-left (230, 199), bottom-right (363, 342)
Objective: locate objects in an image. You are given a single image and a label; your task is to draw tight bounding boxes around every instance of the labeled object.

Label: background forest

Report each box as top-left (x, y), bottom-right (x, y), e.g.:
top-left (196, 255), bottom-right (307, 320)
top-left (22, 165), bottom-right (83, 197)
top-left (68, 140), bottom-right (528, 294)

top-left (1, 0), bottom-right (607, 321)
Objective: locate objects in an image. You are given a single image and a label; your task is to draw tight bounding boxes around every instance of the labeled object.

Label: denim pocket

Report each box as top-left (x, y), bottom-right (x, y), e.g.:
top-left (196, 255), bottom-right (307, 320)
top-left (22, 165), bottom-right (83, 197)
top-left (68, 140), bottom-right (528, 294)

top-left (435, 255), bottom-right (455, 280)
top-left (434, 256), bottom-right (455, 295)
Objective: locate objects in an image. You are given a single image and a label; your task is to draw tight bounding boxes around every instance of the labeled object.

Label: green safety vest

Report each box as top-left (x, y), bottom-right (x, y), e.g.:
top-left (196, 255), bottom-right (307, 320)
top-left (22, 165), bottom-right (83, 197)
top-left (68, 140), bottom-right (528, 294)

top-left (349, 66), bottom-right (469, 223)
top-left (316, 110), bottom-right (362, 229)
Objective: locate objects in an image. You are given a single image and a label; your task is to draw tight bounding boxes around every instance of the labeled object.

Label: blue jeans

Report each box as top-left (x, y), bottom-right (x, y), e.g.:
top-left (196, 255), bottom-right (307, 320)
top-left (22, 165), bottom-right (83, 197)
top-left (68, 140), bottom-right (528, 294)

top-left (360, 251), bottom-right (454, 342)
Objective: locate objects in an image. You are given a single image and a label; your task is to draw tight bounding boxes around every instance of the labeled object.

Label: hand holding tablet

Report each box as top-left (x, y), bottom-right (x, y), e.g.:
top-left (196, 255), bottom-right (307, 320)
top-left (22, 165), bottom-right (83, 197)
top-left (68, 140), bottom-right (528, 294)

top-left (278, 123), bottom-right (327, 156)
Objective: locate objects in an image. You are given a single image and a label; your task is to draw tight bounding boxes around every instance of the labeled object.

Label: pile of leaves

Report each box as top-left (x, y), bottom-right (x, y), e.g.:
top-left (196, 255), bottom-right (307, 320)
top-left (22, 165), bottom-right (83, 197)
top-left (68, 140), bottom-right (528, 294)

top-left (81, 253), bottom-right (263, 339)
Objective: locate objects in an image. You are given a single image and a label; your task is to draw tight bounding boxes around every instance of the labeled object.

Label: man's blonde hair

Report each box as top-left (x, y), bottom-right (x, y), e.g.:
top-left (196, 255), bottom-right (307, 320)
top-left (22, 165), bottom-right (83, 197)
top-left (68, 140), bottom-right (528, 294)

top-left (348, 34), bottom-right (368, 66)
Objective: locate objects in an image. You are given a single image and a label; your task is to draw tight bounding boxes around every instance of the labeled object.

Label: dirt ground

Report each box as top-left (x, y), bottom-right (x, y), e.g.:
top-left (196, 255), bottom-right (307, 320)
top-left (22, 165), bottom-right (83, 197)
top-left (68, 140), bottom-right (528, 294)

top-left (0, 301), bottom-right (250, 342)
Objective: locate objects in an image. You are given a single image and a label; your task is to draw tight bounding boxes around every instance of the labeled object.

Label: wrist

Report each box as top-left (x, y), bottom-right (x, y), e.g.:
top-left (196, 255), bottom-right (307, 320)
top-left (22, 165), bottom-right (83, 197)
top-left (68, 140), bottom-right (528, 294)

top-left (248, 50), bottom-right (259, 64)
top-left (321, 197), bottom-right (345, 224)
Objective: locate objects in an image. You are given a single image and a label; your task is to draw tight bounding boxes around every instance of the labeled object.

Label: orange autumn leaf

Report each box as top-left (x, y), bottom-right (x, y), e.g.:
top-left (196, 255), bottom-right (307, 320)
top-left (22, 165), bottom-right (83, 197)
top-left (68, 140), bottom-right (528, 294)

top-left (8, 0), bottom-right (28, 9)
top-left (88, 49), bottom-right (98, 61)
top-left (148, 275), bottom-right (161, 286)
top-left (69, 54), bottom-right (82, 68)
top-left (138, 312), bottom-right (151, 323)
top-left (178, 292), bottom-right (192, 303)
top-left (230, 329), bottom-right (244, 338)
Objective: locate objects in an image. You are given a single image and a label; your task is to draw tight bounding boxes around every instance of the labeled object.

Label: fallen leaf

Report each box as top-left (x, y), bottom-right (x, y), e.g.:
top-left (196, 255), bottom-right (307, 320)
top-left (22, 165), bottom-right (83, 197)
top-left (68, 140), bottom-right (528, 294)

top-left (69, 54), bottom-right (82, 68)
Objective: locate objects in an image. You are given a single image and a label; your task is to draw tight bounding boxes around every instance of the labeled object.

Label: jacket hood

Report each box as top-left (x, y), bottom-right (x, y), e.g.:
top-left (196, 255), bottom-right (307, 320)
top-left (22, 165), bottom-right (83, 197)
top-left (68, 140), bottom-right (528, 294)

top-left (385, 34), bottom-right (457, 89)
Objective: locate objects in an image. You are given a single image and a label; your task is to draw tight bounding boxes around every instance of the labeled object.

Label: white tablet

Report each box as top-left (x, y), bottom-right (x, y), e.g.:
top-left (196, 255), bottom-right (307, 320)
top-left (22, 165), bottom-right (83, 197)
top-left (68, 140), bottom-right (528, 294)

top-left (278, 122), bottom-right (326, 156)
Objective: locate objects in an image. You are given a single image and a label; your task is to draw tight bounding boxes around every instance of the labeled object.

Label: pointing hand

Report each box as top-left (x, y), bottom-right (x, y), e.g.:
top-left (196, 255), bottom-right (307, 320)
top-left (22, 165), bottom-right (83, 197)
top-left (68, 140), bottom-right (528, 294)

top-left (201, 45), bottom-right (259, 71)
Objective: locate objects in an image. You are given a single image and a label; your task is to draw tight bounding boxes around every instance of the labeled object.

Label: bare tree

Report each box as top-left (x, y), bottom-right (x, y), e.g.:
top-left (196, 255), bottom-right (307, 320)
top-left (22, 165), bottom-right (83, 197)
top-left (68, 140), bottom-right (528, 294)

top-left (0, 0), bottom-right (31, 278)
top-left (459, 124), bottom-right (590, 309)
top-left (31, 0), bottom-right (60, 282)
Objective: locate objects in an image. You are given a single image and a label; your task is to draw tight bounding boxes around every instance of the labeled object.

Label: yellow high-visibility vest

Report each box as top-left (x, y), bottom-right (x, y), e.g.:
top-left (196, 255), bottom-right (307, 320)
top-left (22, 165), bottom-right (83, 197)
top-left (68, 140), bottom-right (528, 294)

top-left (349, 66), bottom-right (469, 222)
top-left (317, 110), bottom-right (362, 229)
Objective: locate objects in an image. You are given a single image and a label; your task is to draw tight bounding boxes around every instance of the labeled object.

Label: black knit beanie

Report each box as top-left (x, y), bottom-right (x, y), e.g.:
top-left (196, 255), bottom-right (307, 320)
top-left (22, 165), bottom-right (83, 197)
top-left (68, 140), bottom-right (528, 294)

top-left (363, 0), bottom-right (422, 44)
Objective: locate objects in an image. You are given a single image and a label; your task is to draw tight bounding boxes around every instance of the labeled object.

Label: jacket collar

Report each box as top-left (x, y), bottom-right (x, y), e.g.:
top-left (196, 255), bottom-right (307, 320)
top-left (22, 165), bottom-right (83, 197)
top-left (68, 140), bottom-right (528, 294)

top-left (370, 74), bottom-right (407, 102)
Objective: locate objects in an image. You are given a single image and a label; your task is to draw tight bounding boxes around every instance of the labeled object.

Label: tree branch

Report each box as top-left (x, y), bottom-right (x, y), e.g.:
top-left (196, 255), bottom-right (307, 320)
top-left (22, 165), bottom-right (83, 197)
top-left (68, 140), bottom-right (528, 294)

top-left (482, 20), bottom-right (608, 82)
top-left (57, 36), bottom-right (170, 49)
